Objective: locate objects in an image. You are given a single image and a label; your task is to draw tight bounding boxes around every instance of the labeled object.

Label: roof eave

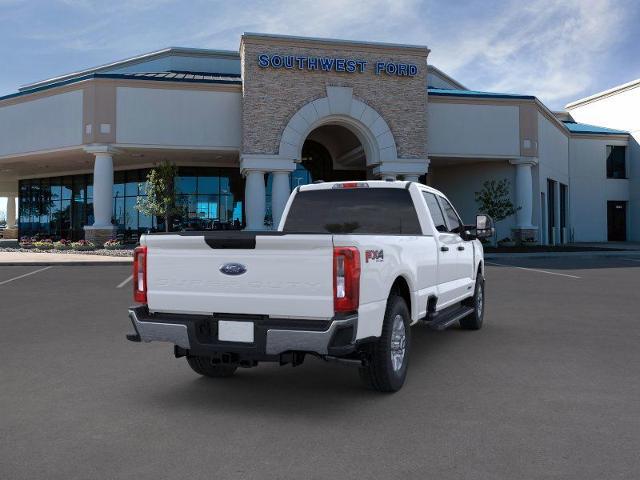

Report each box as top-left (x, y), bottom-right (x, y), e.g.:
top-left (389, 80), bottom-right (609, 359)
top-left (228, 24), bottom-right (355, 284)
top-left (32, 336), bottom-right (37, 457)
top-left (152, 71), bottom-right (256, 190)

top-left (19, 46), bottom-right (240, 92)
top-left (565, 78), bottom-right (640, 109)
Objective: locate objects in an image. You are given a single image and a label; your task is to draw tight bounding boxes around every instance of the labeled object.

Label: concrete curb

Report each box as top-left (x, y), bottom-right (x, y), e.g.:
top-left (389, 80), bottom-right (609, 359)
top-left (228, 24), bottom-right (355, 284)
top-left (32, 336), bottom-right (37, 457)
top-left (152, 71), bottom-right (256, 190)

top-left (485, 251), bottom-right (640, 260)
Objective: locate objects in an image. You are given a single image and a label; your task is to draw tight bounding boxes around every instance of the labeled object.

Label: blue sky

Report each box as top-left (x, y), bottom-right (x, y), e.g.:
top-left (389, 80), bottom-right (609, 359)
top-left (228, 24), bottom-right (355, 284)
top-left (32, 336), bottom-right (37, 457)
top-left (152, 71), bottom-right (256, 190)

top-left (1, 0), bottom-right (639, 215)
top-left (1, 0), bottom-right (639, 109)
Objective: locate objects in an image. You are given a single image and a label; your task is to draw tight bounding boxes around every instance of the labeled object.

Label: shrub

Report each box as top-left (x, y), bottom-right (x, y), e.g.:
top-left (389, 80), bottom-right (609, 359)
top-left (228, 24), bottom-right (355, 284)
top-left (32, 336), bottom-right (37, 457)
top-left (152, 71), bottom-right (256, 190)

top-left (103, 239), bottom-right (123, 250)
top-left (19, 236), bottom-right (34, 249)
top-left (33, 239), bottom-right (54, 250)
top-left (71, 240), bottom-right (96, 251)
top-left (54, 239), bottom-right (73, 250)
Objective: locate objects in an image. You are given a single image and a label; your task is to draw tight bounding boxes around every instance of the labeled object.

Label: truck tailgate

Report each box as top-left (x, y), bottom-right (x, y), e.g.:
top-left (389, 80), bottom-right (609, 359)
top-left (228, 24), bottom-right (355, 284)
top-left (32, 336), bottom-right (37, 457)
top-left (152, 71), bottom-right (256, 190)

top-left (144, 233), bottom-right (335, 319)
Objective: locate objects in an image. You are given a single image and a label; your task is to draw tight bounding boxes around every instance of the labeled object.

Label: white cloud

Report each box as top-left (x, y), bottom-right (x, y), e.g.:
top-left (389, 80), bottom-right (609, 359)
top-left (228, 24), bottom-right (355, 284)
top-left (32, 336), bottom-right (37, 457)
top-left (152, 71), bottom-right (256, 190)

top-left (427, 0), bottom-right (628, 107)
top-left (3, 0), bottom-right (635, 109)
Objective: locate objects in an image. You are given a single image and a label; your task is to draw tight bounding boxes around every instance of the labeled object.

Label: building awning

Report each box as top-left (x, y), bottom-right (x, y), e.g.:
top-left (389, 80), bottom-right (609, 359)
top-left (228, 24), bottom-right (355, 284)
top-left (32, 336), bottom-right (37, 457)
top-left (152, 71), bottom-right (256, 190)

top-left (427, 87), bottom-right (535, 100)
top-left (561, 121), bottom-right (628, 135)
top-left (0, 71), bottom-right (242, 103)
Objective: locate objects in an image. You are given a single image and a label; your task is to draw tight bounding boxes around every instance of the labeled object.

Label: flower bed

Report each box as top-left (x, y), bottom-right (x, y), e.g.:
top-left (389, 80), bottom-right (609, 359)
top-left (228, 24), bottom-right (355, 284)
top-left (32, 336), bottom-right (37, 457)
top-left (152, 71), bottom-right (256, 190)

top-left (103, 239), bottom-right (123, 250)
top-left (0, 246), bottom-right (134, 257)
top-left (71, 240), bottom-right (96, 251)
top-left (54, 239), bottom-right (73, 250)
top-left (33, 240), bottom-right (54, 250)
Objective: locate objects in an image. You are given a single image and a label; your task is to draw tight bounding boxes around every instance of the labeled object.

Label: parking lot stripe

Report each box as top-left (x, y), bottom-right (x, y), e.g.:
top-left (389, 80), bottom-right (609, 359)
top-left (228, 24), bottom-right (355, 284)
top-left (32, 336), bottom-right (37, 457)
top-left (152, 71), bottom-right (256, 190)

top-left (0, 266), bottom-right (52, 286)
top-left (485, 261), bottom-right (581, 279)
top-left (117, 275), bottom-right (133, 289)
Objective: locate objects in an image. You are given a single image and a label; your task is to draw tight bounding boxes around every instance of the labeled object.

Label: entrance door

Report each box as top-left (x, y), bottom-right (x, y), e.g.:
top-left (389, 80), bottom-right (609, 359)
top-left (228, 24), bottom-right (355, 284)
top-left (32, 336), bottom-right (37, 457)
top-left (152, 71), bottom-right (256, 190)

top-left (547, 179), bottom-right (556, 244)
top-left (540, 192), bottom-right (547, 244)
top-left (607, 201), bottom-right (627, 241)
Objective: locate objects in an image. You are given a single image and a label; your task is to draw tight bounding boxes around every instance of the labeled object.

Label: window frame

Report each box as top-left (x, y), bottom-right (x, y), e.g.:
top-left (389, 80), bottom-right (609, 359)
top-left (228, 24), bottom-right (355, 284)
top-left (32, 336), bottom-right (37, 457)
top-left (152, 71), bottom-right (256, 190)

top-left (422, 191), bottom-right (448, 234)
top-left (606, 145), bottom-right (627, 179)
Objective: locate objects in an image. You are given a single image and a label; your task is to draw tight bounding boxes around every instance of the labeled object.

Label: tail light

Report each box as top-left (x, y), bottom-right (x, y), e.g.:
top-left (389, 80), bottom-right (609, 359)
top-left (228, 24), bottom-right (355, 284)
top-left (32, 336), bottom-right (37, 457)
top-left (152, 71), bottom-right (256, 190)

top-left (133, 246), bottom-right (147, 304)
top-left (333, 247), bottom-right (361, 313)
top-left (332, 182), bottom-right (369, 189)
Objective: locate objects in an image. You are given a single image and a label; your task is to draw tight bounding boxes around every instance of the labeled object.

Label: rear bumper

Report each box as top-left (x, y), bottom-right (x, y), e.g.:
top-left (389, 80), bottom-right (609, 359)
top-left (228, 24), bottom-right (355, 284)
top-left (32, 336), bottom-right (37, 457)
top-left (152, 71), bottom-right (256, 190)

top-left (127, 306), bottom-right (358, 360)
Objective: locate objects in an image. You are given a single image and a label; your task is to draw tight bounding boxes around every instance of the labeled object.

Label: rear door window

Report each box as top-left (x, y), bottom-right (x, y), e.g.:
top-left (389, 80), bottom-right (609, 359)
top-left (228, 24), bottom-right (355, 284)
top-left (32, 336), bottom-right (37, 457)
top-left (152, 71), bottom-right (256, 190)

top-left (283, 187), bottom-right (422, 234)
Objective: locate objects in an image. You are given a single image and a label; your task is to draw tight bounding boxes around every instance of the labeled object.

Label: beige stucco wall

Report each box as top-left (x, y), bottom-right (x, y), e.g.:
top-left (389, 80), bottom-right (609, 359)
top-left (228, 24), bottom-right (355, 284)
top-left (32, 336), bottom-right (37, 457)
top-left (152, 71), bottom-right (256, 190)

top-left (0, 90), bottom-right (83, 157)
top-left (427, 101), bottom-right (520, 157)
top-left (116, 86), bottom-right (242, 148)
top-left (240, 35), bottom-right (428, 160)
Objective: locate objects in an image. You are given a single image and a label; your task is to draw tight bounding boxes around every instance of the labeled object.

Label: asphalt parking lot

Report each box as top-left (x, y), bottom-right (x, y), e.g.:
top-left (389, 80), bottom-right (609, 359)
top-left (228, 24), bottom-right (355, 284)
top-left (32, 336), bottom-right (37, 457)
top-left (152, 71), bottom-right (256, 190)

top-left (1, 256), bottom-right (639, 479)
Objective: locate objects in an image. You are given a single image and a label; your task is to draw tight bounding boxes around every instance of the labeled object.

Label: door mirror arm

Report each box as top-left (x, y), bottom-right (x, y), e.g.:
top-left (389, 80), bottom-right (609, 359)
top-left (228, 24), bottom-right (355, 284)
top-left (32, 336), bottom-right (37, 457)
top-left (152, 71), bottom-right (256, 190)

top-left (461, 226), bottom-right (477, 241)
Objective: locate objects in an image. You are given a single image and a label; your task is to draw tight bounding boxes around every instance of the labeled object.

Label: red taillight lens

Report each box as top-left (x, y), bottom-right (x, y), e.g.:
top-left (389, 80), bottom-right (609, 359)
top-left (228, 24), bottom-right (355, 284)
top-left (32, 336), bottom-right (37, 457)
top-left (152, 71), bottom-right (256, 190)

top-left (333, 246), bottom-right (361, 313)
top-left (133, 246), bottom-right (147, 304)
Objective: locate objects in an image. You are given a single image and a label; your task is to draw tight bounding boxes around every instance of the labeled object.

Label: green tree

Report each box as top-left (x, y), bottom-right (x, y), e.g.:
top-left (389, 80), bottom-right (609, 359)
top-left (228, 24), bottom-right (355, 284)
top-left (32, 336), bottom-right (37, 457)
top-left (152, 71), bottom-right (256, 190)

top-left (474, 179), bottom-right (519, 243)
top-left (136, 161), bottom-right (182, 232)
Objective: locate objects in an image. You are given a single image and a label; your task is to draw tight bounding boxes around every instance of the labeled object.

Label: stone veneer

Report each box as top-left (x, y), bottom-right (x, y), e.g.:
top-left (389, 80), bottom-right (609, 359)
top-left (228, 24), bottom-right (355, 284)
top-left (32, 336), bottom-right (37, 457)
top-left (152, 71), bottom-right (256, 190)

top-left (240, 34), bottom-right (429, 160)
top-left (84, 226), bottom-right (117, 247)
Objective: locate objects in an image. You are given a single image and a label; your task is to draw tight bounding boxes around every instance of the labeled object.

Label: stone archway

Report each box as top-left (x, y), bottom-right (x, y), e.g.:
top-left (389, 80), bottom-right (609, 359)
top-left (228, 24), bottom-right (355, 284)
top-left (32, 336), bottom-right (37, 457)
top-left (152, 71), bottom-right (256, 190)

top-left (278, 86), bottom-right (398, 169)
top-left (240, 86), bottom-right (429, 230)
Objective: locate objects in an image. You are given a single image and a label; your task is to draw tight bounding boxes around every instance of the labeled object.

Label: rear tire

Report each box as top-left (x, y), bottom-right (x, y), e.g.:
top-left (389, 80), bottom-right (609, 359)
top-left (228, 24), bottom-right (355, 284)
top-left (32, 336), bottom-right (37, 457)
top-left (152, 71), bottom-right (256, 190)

top-left (186, 355), bottom-right (238, 378)
top-left (460, 275), bottom-right (484, 330)
top-left (359, 295), bottom-right (411, 392)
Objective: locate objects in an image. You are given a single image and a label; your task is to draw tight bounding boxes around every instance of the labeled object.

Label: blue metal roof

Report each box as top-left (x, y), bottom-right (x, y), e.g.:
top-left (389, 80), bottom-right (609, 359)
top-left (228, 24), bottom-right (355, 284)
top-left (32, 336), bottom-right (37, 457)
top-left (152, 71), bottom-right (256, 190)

top-left (562, 121), bottom-right (628, 135)
top-left (0, 71), bottom-right (242, 102)
top-left (428, 87), bottom-right (535, 100)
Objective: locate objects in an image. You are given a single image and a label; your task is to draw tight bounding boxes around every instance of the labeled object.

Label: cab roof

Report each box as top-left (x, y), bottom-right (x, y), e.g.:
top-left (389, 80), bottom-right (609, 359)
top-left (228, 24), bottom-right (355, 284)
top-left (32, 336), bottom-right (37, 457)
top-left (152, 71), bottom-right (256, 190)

top-left (296, 180), bottom-right (445, 197)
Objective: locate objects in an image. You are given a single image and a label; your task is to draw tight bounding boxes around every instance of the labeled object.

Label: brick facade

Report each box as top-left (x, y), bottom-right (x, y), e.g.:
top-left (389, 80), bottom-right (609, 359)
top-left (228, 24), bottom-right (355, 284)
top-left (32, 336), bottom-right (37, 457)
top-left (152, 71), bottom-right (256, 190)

top-left (240, 35), bottom-right (429, 160)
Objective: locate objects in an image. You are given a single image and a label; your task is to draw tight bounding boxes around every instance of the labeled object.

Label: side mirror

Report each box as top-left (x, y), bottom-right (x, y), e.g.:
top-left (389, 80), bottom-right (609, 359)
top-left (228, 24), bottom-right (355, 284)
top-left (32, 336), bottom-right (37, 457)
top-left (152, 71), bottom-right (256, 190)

top-left (475, 214), bottom-right (495, 239)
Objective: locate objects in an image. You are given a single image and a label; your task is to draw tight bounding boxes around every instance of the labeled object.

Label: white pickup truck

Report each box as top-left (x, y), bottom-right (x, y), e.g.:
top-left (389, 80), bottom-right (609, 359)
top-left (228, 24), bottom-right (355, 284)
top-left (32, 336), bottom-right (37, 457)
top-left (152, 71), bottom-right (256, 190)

top-left (127, 180), bottom-right (493, 392)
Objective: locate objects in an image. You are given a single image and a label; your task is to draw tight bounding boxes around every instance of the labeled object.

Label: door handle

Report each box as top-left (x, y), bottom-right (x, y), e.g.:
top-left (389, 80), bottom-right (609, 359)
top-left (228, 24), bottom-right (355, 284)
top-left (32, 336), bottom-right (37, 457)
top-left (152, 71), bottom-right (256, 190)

top-left (457, 246), bottom-right (465, 251)
top-left (440, 246), bottom-right (449, 252)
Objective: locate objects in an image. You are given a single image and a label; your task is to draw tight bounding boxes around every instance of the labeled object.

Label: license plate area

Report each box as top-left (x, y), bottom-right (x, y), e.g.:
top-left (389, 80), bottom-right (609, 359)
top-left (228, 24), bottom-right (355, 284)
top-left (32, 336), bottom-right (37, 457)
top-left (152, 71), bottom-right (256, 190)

top-left (218, 320), bottom-right (254, 343)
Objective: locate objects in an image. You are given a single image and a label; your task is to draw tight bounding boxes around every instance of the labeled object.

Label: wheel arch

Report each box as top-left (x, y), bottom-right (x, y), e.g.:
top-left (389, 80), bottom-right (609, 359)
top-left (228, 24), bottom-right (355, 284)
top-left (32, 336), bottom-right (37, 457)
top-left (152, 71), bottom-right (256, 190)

top-left (389, 275), bottom-right (413, 320)
top-left (477, 260), bottom-right (484, 278)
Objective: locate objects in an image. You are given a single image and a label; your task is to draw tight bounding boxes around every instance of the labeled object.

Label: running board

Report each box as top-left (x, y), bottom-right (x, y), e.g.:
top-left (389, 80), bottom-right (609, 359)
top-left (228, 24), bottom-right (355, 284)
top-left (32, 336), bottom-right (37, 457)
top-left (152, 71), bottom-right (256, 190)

top-left (425, 305), bottom-right (474, 331)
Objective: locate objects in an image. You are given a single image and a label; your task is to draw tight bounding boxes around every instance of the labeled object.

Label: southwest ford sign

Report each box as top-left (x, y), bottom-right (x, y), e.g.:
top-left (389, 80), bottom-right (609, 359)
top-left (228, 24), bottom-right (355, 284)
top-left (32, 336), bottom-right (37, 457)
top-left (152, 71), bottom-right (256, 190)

top-left (257, 54), bottom-right (418, 77)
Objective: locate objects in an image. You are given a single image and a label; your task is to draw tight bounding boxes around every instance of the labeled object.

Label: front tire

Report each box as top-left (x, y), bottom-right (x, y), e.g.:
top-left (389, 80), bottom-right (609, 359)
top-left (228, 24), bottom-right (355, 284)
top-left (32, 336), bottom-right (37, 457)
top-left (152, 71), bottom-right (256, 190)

top-left (186, 355), bottom-right (238, 378)
top-left (359, 295), bottom-right (411, 392)
top-left (460, 275), bottom-right (485, 330)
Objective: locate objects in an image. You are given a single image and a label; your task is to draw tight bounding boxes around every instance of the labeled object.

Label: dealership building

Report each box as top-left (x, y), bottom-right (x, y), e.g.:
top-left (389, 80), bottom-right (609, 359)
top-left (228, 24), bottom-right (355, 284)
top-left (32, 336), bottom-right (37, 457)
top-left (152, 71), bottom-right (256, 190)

top-left (0, 33), bottom-right (637, 244)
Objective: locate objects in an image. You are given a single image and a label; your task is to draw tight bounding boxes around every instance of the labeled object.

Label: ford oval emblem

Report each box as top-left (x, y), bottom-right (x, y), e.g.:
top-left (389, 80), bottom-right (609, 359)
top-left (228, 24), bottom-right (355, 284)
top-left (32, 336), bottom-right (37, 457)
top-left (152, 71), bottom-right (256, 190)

top-left (219, 263), bottom-right (247, 276)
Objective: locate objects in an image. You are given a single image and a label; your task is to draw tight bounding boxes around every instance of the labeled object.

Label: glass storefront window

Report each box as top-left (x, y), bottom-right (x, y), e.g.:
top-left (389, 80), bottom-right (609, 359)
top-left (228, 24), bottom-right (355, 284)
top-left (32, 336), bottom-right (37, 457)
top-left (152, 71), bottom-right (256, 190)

top-left (18, 166), bottom-right (245, 240)
top-left (198, 176), bottom-right (218, 194)
top-left (175, 175), bottom-right (197, 195)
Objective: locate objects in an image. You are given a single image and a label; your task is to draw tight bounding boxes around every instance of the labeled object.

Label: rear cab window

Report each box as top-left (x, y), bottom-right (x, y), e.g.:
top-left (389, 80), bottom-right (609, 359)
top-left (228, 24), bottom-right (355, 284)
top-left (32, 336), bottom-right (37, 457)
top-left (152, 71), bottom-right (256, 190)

top-left (283, 187), bottom-right (422, 234)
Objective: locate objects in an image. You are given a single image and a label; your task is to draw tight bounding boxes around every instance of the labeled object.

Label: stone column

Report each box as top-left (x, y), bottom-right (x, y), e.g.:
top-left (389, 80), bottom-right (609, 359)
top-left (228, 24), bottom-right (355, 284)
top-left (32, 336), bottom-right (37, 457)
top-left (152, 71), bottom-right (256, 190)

top-left (510, 158), bottom-right (538, 242)
top-left (244, 170), bottom-right (266, 230)
top-left (6, 195), bottom-right (16, 228)
top-left (84, 146), bottom-right (117, 245)
top-left (2, 195), bottom-right (18, 240)
top-left (271, 171), bottom-right (290, 229)
top-left (373, 159), bottom-right (429, 183)
top-left (241, 154), bottom-right (295, 231)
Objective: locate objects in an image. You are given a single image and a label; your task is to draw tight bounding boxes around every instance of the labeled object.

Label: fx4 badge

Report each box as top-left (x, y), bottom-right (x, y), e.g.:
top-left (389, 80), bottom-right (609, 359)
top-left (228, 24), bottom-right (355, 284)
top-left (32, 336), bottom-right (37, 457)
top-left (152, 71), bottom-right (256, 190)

top-left (365, 249), bottom-right (384, 263)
